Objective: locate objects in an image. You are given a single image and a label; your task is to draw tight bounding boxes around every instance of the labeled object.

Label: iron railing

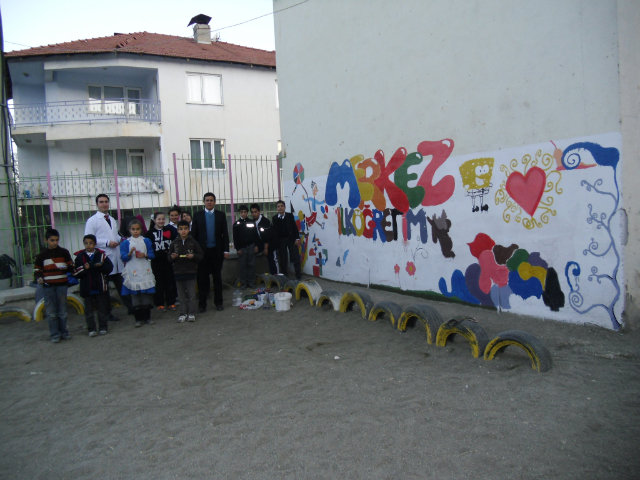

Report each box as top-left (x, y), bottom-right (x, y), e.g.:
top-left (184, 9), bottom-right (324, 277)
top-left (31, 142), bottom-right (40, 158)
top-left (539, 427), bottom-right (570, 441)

top-left (9, 99), bottom-right (161, 127)
top-left (3, 155), bottom-right (284, 286)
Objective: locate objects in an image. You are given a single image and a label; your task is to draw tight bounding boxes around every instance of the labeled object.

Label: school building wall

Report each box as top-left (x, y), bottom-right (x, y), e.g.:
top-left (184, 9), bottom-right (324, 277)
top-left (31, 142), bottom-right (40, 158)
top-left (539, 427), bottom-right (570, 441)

top-left (273, 0), bottom-right (640, 330)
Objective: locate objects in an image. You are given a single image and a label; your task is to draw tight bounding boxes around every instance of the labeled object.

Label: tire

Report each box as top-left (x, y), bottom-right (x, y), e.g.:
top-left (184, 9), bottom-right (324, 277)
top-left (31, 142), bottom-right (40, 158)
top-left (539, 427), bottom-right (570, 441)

top-left (0, 306), bottom-right (32, 322)
top-left (33, 294), bottom-right (85, 320)
top-left (283, 280), bottom-right (300, 293)
top-left (256, 274), bottom-right (272, 286)
top-left (295, 280), bottom-right (323, 306)
top-left (316, 289), bottom-right (342, 311)
top-left (484, 330), bottom-right (553, 372)
top-left (436, 317), bottom-right (489, 358)
top-left (33, 299), bottom-right (45, 322)
top-left (339, 290), bottom-right (374, 319)
top-left (268, 275), bottom-right (288, 291)
top-left (368, 301), bottom-right (404, 328)
top-left (397, 304), bottom-right (444, 343)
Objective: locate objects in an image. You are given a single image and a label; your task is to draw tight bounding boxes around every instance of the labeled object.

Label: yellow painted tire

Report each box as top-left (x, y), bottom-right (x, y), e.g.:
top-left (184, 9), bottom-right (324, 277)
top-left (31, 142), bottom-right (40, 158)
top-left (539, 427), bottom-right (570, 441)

top-left (295, 280), bottom-right (322, 306)
top-left (67, 293), bottom-right (85, 315)
top-left (268, 275), bottom-right (288, 291)
top-left (283, 280), bottom-right (300, 293)
top-left (110, 298), bottom-right (123, 308)
top-left (339, 290), bottom-right (374, 319)
top-left (436, 318), bottom-right (489, 358)
top-left (368, 301), bottom-right (403, 328)
top-left (256, 274), bottom-right (272, 286)
top-left (397, 304), bottom-right (444, 343)
top-left (33, 294), bottom-right (85, 320)
top-left (316, 289), bottom-right (342, 311)
top-left (484, 330), bottom-right (553, 372)
top-left (0, 306), bottom-right (32, 322)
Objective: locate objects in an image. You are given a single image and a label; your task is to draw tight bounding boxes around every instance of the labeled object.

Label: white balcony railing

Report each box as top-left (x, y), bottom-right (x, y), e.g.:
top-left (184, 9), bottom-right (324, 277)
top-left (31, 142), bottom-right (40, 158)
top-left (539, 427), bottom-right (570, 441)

top-left (9, 99), bottom-right (161, 127)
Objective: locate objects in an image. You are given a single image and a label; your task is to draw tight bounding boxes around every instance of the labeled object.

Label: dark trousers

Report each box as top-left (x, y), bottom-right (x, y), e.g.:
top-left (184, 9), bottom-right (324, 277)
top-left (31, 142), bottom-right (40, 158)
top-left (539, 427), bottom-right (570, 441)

top-left (151, 258), bottom-right (176, 307)
top-left (237, 244), bottom-right (256, 286)
top-left (176, 278), bottom-right (197, 316)
top-left (197, 247), bottom-right (224, 308)
top-left (132, 293), bottom-right (153, 322)
top-left (84, 292), bottom-right (109, 332)
top-left (106, 273), bottom-right (134, 315)
top-left (277, 238), bottom-right (301, 279)
top-left (267, 249), bottom-right (279, 275)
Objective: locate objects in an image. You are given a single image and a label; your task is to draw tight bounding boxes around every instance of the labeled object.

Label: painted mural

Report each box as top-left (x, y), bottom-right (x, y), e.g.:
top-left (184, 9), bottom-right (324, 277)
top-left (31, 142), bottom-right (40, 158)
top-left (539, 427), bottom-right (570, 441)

top-left (285, 132), bottom-right (624, 330)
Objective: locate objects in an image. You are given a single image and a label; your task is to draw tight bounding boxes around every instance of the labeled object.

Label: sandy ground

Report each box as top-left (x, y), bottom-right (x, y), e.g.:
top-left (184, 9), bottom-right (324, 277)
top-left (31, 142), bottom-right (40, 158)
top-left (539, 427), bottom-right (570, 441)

top-left (1, 276), bottom-right (640, 480)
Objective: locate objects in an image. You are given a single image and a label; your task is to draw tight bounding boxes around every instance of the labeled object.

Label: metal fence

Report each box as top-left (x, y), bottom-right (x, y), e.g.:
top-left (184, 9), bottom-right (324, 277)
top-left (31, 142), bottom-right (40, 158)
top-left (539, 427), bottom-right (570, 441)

top-left (9, 99), bottom-right (161, 126)
top-left (2, 154), bottom-right (283, 287)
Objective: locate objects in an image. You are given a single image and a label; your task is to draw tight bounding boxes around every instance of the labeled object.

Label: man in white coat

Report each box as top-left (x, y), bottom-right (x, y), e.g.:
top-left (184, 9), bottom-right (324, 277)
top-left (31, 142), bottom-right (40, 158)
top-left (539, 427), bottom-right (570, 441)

top-left (84, 194), bottom-right (134, 319)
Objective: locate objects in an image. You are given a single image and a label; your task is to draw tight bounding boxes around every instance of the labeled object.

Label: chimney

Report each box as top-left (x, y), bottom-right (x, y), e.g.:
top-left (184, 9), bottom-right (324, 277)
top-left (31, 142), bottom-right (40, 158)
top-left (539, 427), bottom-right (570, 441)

top-left (188, 14), bottom-right (213, 44)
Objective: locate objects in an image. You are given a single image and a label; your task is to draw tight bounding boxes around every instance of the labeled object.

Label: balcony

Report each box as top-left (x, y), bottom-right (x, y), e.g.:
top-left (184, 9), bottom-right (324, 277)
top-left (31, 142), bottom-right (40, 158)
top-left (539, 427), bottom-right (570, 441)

top-left (10, 99), bottom-right (161, 127)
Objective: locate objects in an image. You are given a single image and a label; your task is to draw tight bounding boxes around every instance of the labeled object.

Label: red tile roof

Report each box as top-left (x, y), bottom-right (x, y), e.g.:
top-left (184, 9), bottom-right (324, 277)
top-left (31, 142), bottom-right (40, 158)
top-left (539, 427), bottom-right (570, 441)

top-left (6, 32), bottom-right (276, 68)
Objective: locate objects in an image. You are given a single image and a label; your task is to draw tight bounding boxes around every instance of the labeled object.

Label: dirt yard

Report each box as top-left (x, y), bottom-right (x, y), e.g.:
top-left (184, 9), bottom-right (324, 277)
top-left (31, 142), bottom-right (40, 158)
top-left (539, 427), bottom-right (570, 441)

top-left (1, 277), bottom-right (639, 479)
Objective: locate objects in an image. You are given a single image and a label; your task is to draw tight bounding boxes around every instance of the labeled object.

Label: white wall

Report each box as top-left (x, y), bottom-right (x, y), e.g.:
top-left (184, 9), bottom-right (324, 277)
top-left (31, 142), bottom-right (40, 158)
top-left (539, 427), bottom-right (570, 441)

top-left (274, 0), bottom-right (639, 330)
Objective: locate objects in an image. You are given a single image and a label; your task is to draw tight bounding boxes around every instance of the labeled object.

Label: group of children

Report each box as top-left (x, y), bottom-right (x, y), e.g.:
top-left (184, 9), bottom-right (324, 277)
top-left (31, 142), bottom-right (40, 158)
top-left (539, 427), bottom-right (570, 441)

top-left (34, 201), bottom-right (299, 343)
top-left (34, 208), bottom-right (201, 342)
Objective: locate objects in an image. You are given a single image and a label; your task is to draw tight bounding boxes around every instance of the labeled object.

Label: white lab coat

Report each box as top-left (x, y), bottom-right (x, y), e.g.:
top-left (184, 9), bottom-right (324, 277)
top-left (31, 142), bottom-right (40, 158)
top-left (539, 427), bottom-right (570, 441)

top-left (85, 211), bottom-right (124, 274)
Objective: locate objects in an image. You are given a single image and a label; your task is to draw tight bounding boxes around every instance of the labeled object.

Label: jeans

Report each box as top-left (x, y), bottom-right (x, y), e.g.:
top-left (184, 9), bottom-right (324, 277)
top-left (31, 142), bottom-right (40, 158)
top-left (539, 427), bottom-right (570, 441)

top-left (84, 292), bottom-right (109, 332)
top-left (176, 279), bottom-right (197, 316)
top-left (44, 285), bottom-right (68, 341)
top-left (237, 244), bottom-right (256, 286)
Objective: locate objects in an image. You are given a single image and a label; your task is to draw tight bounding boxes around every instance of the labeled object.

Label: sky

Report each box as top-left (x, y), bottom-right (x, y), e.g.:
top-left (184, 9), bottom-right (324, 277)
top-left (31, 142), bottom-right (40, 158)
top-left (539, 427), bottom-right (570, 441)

top-left (1, 0), bottom-right (277, 52)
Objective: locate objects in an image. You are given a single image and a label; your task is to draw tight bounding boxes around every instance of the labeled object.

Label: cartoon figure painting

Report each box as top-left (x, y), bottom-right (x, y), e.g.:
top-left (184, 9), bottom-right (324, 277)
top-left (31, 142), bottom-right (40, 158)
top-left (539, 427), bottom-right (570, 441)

top-left (459, 157), bottom-right (494, 212)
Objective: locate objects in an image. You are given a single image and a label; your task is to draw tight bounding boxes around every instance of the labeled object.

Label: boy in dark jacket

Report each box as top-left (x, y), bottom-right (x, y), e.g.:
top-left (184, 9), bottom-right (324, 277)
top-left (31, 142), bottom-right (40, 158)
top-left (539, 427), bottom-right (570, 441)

top-left (233, 204), bottom-right (259, 289)
top-left (271, 200), bottom-right (302, 279)
top-left (34, 229), bottom-right (74, 343)
top-left (169, 221), bottom-right (204, 322)
top-left (73, 234), bottom-right (114, 337)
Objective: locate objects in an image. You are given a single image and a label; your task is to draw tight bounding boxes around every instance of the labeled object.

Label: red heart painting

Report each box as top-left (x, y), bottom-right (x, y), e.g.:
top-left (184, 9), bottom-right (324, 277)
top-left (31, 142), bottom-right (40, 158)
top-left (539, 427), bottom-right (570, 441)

top-left (505, 167), bottom-right (546, 217)
top-left (163, 230), bottom-right (172, 239)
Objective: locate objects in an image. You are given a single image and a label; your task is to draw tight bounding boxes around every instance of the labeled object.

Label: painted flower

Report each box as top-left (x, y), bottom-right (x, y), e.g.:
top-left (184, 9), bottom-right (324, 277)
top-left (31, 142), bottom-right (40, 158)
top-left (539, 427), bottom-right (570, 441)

top-left (406, 262), bottom-right (416, 276)
top-left (394, 264), bottom-right (400, 275)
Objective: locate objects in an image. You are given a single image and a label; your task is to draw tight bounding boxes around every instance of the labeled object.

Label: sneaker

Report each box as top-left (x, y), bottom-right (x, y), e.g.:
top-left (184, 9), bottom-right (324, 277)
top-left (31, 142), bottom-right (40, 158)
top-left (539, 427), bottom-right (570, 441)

top-left (135, 321), bottom-right (142, 328)
top-left (168, 305), bottom-right (177, 311)
top-left (88, 331), bottom-right (98, 338)
top-left (99, 330), bottom-right (108, 335)
top-left (157, 306), bottom-right (166, 312)
top-left (51, 337), bottom-right (61, 343)
top-left (177, 314), bottom-right (187, 323)
top-left (145, 319), bottom-right (155, 325)
top-left (187, 315), bottom-right (196, 322)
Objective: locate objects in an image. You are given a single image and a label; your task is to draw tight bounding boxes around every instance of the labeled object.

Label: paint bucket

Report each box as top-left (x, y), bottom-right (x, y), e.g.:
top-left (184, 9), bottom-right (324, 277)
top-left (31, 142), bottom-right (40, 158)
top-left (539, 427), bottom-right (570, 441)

top-left (275, 292), bottom-right (292, 312)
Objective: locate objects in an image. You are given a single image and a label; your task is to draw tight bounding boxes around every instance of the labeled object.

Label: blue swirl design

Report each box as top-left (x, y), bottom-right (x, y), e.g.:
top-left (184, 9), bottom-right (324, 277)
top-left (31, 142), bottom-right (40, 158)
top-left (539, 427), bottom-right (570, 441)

top-left (563, 142), bottom-right (622, 329)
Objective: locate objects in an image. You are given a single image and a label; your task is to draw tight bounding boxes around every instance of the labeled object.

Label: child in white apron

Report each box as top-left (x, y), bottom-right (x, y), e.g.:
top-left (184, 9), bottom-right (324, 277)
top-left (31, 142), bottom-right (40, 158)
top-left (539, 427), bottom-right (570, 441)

top-left (120, 219), bottom-right (156, 327)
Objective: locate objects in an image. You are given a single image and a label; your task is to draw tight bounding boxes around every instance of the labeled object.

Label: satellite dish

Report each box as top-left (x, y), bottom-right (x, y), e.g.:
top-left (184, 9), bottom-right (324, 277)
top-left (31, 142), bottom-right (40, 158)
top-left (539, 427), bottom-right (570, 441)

top-left (213, 32), bottom-right (221, 42)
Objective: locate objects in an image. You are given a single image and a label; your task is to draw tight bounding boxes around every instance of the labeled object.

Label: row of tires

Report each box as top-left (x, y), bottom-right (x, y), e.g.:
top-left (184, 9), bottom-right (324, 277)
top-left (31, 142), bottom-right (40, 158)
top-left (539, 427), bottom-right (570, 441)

top-left (257, 275), bottom-right (553, 373)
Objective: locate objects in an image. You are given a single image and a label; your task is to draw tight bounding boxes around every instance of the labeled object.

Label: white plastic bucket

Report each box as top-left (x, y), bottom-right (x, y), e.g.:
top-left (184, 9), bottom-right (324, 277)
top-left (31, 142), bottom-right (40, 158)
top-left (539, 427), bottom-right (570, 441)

top-left (275, 292), bottom-right (292, 312)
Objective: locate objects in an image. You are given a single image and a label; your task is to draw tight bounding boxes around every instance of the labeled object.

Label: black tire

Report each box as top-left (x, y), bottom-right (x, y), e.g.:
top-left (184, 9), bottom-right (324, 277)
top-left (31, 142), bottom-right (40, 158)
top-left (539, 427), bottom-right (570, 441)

top-left (484, 330), bottom-right (553, 372)
top-left (436, 317), bottom-right (489, 358)
top-left (397, 304), bottom-right (444, 343)
top-left (268, 274), bottom-right (288, 291)
top-left (295, 280), bottom-right (323, 306)
top-left (368, 301), bottom-right (404, 328)
top-left (256, 274), bottom-right (272, 286)
top-left (283, 279), bottom-right (300, 293)
top-left (339, 290), bottom-right (374, 319)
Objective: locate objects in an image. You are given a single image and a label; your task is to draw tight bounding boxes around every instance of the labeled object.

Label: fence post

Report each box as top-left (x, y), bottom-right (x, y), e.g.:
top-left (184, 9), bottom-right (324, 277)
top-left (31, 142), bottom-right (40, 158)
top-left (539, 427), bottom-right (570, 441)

top-left (114, 168), bottom-right (122, 227)
top-left (46, 172), bottom-right (55, 228)
top-left (228, 154), bottom-right (235, 221)
top-left (173, 153), bottom-right (180, 206)
top-left (276, 154), bottom-right (282, 200)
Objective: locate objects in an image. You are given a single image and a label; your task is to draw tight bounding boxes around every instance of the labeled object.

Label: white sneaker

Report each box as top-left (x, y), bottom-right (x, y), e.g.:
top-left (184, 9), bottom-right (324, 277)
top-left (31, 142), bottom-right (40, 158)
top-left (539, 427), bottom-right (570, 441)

top-left (187, 315), bottom-right (196, 322)
top-left (88, 331), bottom-right (98, 337)
top-left (177, 314), bottom-right (187, 323)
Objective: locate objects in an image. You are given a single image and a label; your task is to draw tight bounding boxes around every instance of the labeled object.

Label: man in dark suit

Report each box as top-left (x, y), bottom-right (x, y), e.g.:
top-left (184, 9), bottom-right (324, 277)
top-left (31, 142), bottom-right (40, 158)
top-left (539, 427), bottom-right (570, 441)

top-left (190, 192), bottom-right (230, 312)
top-left (271, 200), bottom-right (302, 280)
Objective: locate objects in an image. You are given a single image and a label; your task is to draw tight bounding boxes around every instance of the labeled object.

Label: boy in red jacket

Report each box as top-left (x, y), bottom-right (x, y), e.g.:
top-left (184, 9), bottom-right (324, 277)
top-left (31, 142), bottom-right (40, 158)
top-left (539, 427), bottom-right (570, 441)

top-left (33, 229), bottom-right (74, 343)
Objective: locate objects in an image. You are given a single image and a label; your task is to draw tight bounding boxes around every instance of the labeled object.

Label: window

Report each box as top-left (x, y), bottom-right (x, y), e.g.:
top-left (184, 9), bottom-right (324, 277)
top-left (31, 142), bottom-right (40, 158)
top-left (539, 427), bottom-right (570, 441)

top-left (190, 139), bottom-right (225, 169)
top-left (88, 86), bottom-right (142, 115)
top-left (90, 148), bottom-right (146, 175)
top-left (275, 80), bottom-right (279, 109)
top-left (187, 73), bottom-right (222, 105)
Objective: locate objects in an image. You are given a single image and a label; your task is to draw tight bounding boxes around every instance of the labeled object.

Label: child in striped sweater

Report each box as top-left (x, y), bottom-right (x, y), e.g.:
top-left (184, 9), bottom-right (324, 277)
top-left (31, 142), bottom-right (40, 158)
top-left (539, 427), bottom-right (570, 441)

top-left (33, 229), bottom-right (74, 343)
